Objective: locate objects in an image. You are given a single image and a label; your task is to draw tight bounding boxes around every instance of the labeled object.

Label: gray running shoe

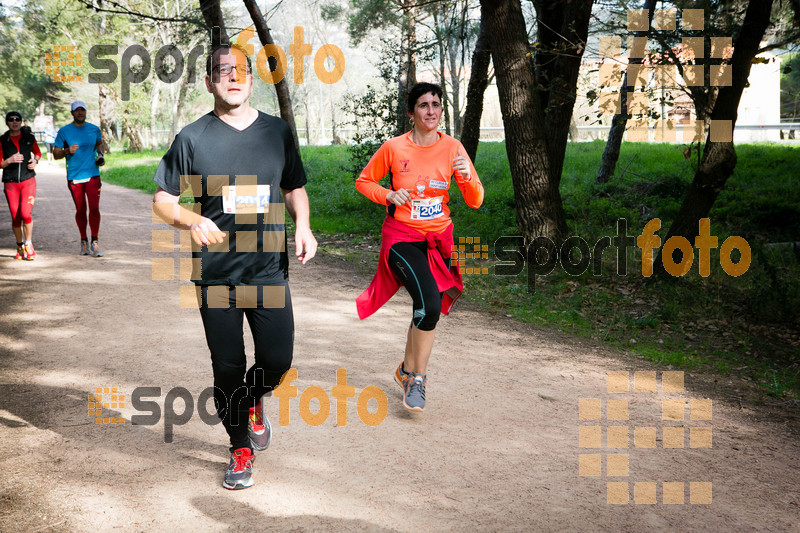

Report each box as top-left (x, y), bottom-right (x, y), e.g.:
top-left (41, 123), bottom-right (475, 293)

top-left (80, 240), bottom-right (90, 255)
top-left (394, 361), bottom-right (411, 390)
top-left (90, 240), bottom-right (104, 257)
top-left (222, 448), bottom-right (255, 490)
top-left (403, 374), bottom-right (427, 412)
top-left (248, 400), bottom-right (272, 451)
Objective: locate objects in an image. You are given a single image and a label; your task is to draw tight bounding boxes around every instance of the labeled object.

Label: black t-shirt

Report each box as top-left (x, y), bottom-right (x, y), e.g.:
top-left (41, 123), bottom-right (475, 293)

top-left (153, 111), bottom-right (307, 286)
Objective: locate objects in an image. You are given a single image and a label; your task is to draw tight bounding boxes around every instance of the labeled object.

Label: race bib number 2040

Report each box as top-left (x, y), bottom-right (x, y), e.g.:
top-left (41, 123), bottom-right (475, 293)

top-left (222, 184), bottom-right (271, 214)
top-left (411, 196), bottom-right (444, 220)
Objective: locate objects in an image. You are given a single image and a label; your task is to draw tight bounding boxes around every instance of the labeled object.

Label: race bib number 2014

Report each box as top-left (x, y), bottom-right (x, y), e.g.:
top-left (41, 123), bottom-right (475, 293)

top-left (411, 196), bottom-right (444, 220)
top-left (222, 184), bottom-right (271, 214)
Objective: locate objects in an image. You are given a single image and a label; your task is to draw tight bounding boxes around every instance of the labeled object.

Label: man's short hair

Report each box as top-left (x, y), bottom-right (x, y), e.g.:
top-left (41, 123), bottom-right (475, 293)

top-left (407, 82), bottom-right (443, 114)
top-left (206, 44), bottom-right (252, 78)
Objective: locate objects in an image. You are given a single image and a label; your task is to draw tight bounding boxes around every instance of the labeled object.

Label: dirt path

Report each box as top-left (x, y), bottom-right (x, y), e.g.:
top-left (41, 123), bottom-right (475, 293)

top-left (1, 163), bottom-right (798, 532)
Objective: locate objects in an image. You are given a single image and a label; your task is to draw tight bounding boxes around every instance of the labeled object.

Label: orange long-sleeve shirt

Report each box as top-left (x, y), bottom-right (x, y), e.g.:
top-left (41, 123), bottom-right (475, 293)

top-left (355, 131), bottom-right (484, 234)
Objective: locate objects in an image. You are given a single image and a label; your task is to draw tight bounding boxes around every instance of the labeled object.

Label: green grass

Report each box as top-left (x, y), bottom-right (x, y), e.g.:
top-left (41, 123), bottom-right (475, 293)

top-left (102, 149), bottom-right (163, 194)
top-left (106, 141), bottom-right (800, 399)
top-left (300, 145), bottom-right (386, 234)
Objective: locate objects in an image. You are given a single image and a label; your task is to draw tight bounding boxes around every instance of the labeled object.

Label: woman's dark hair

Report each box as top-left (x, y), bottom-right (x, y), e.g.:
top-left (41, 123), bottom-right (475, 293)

top-left (407, 82), bottom-right (443, 114)
top-left (5, 111), bottom-right (22, 123)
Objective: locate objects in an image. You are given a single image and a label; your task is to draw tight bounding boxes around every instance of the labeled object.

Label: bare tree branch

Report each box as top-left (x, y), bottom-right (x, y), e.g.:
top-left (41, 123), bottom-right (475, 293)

top-left (72, 0), bottom-right (203, 25)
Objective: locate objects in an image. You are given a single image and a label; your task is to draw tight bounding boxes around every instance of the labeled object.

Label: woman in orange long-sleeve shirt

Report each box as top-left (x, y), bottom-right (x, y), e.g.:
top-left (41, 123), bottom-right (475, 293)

top-left (355, 82), bottom-right (484, 412)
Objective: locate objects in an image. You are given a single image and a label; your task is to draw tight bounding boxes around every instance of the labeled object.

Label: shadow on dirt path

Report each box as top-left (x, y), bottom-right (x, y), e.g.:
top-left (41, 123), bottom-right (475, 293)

top-left (0, 163), bottom-right (798, 532)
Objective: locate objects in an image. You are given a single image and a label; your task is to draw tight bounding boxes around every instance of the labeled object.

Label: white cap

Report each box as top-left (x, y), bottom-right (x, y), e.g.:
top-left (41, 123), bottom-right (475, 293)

top-left (71, 101), bottom-right (87, 111)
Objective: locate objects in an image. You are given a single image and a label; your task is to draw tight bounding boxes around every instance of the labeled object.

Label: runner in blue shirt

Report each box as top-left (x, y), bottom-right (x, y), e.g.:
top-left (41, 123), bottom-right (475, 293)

top-left (43, 124), bottom-right (56, 161)
top-left (54, 101), bottom-right (105, 257)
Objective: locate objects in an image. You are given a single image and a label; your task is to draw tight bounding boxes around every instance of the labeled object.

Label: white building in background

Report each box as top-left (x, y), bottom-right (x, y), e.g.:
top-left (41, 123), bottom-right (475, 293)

top-left (570, 47), bottom-right (786, 143)
top-left (735, 52), bottom-right (782, 141)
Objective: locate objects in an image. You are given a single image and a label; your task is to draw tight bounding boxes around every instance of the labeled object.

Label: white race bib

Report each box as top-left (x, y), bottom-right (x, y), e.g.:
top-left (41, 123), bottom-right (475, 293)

top-left (222, 184), bottom-right (271, 214)
top-left (410, 196), bottom-right (444, 220)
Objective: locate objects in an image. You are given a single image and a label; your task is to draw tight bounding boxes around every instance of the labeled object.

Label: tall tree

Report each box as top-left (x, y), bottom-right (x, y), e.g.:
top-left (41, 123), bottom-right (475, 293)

top-left (0, 3), bottom-right (65, 118)
top-left (460, 9), bottom-right (491, 163)
top-left (655, 0), bottom-right (775, 272)
top-left (644, 0), bottom-right (752, 146)
top-left (199, 0), bottom-right (228, 44)
top-left (427, 0), bottom-right (476, 138)
top-left (433, 10), bottom-right (452, 135)
top-left (346, 0), bottom-right (419, 136)
top-left (446, 0), bottom-right (470, 137)
top-left (98, 85), bottom-right (115, 153)
top-left (396, 1), bottom-right (418, 135)
top-left (596, 0), bottom-right (799, 183)
top-left (242, 0), bottom-right (300, 149)
top-left (596, 0), bottom-right (657, 184)
top-left (780, 52), bottom-right (800, 121)
top-left (480, 0), bottom-right (594, 241)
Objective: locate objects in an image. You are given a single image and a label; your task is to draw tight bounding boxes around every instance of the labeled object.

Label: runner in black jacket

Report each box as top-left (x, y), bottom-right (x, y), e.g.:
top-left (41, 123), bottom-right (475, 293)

top-left (1, 111), bottom-right (41, 260)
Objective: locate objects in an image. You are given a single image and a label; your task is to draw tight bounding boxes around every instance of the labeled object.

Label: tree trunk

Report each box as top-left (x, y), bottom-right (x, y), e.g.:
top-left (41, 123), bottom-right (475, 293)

top-left (242, 0), bottom-right (300, 150)
top-left (170, 75), bottom-right (190, 147)
top-left (331, 103), bottom-right (338, 144)
top-left (435, 12), bottom-right (452, 136)
top-left (97, 84), bottom-right (113, 154)
top-left (460, 10), bottom-right (491, 163)
top-left (596, 0), bottom-right (658, 184)
top-left (122, 111), bottom-right (143, 152)
top-left (481, 0), bottom-right (563, 241)
top-left (199, 0), bottom-right (228, 45)
top-left (690, 86), bottom-right (719, 133)
top-left (482, 0), bottom-right (592, 241)
top-left (304, 100), bottom-right (312, 145)
top-left (450, 0), bottom-right (469, 138)
top-left (94, 11), bottom-right (112, 154)
top-left (533, 0), bottom-right (594, 187)
top-left (448, 40), bottom-right (461, 138)
top-left (396, 1), bottom-right (417, 136)
top-left (150, 80), bottom-right (161, 151)
top-left (655, 0), bottom-right (775, 272)
top-left (171, 36), bottom-right (202, 147)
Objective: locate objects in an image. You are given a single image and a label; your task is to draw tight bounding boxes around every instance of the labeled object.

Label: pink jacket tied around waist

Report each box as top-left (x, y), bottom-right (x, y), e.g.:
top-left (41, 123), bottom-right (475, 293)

top-left (356, 216), bottom-right (463, 320)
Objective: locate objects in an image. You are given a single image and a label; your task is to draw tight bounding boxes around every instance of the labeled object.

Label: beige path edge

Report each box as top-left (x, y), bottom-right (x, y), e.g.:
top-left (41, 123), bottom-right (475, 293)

top-left (0, 163), bottom-right (798, 532)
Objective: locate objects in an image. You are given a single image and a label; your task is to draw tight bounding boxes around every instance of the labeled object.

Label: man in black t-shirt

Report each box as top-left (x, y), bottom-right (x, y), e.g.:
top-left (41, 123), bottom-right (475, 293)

top-left (153, 44), bottom-right (317, 490)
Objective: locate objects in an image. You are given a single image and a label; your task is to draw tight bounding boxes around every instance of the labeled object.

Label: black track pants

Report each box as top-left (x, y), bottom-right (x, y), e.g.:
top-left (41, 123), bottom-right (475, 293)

top-left (198, 284), bottom-right (294, 451)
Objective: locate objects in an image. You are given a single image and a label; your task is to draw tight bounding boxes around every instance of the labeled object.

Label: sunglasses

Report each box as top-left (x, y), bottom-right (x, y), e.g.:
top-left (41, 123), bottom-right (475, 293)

top-left (7, 117), bottom-right (21, 122)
